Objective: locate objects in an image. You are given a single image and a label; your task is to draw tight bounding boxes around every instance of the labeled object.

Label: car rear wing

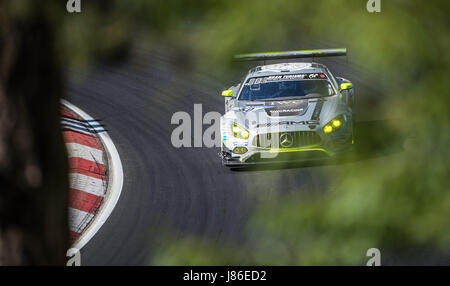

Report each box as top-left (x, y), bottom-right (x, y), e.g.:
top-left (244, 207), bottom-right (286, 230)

top-left (234, 48), bottom-right (347, 61)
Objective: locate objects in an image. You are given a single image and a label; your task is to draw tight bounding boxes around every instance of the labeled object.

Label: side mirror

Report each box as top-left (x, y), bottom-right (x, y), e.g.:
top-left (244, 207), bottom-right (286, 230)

top-left (340, 83), bottom-right (353, 90)
top-left (222, 90), bottom-right (234, 97)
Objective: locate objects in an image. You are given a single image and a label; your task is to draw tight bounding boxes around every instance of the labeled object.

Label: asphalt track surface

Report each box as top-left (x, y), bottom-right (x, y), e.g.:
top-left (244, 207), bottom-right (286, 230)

top-left (66, 41), bottom-right (387, 265)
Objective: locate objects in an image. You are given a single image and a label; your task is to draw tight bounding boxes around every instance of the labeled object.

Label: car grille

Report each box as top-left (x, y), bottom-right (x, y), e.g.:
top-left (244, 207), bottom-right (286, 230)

top-left (253, 131), bottom-right (321, 148)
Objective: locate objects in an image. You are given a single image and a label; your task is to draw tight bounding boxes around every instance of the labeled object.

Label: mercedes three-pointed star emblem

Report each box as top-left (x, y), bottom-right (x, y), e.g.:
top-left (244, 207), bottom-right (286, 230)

top-left (279, 133), bottom-right (294, 148)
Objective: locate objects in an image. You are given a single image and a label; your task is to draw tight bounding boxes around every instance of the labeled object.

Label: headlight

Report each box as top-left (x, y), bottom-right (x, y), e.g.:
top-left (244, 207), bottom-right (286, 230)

top-left (323, 115), bottom-right (344, 134)
top-left (231, 122), bottom-right (249, 139)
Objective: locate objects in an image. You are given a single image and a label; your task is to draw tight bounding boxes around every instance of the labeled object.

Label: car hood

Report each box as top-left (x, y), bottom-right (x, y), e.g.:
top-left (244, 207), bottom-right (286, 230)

top-left (243, 99), bottom-right (309, 117)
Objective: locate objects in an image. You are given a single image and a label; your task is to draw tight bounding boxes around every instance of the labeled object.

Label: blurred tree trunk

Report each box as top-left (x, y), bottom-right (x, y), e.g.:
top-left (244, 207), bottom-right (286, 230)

top-left (0, 1), bottom-right (69, 265)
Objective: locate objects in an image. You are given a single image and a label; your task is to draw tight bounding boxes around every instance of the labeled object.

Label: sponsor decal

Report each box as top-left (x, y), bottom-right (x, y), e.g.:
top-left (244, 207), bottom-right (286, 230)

top-left (256, 120), bottom-right (319, 128)
top-left (242, 105), bottom-right (275, 112)
top-left (265, 100), bottom-right (309, 116)
top-left (244, 73), bottom-right (327, 85)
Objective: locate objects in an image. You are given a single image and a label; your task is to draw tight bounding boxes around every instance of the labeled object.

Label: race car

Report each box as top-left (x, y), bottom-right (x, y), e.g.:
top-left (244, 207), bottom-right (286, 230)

top-left (219, 48), bottom-right (354, 167)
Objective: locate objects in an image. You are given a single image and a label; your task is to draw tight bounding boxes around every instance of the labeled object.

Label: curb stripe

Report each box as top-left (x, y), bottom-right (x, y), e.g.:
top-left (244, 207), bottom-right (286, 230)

top-left (62, 117), bottom-right (104, 128)
top-left (69, 173), bottom-right (106, 197)
top-left (62, 127), bottom-right (98, 137)
top-left (63, 131), bottom-right (103, 150)
top-left (68, 208), bottom-right (95, 233)
top-left (62, 123), bottom-right (105, 134)
top-left (62, 99), bottom-right (123, 251)
top-left (69, 188), bottom-right (104, 214)
top-left (68, 157), bottom-right (106, 175)
top-left (66, 142), bottom-right (104, 165)
top-left (70, 231), bottom-right (81, 241)
top-left (62, 109), bottom-right (78, 119)
top-left (62, 115), bottom-right (101, 123)
top-left (69, 168), bottom-right (107, 181)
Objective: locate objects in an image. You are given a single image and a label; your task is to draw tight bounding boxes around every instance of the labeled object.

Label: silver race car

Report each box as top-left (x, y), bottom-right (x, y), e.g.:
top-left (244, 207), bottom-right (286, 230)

top-left (220, 49), bottom-right (354, 167)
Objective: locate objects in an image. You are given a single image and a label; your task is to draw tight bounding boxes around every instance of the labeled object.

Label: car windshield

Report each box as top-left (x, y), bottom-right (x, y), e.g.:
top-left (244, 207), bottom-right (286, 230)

top-left (239, 76), bottom-right (334, 101)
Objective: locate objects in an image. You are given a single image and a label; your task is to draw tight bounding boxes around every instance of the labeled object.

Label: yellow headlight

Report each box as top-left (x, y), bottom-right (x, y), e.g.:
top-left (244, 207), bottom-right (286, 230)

top-left (323, 115), bottom-right (344, 134)
top-left (231, 122), bottom-right (249, 139)
top-left (332, 119), bottom-right (341, 128)
top-left (323, 125), bottom-right (333, 134)
top-left (240, 130), bottom-right (249, 139)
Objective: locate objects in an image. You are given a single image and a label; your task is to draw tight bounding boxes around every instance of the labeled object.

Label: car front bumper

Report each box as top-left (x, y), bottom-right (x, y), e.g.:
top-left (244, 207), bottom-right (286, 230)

top-left (221, 130), bottom-right (353, 166)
